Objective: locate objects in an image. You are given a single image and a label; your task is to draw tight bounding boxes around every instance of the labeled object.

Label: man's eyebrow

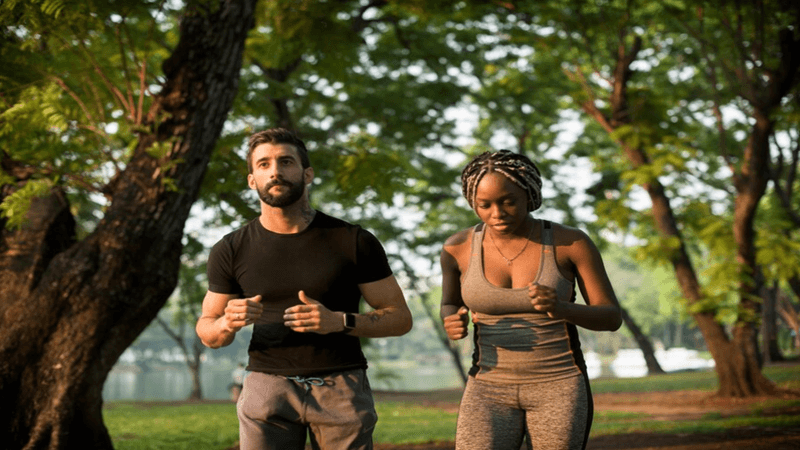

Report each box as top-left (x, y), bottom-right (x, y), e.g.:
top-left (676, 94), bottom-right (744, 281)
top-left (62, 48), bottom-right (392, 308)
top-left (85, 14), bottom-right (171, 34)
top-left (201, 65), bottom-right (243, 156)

top-left (255, 154), bottom-right (296, 164)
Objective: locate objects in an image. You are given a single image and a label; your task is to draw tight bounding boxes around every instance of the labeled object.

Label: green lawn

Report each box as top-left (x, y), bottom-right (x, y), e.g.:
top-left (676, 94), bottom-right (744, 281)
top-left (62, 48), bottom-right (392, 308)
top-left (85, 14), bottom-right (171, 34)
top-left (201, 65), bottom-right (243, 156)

top-left (104, 402), bottom-right (240, 450)
top-left (103, 364), bottom-right (800, 449)
top-left (591, 363), bottom-right (800, 394)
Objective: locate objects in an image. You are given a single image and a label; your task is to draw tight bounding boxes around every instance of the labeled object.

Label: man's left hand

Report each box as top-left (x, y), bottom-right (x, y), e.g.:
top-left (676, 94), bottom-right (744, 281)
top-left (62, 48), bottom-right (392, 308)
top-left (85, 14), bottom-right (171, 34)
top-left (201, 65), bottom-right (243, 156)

top-left (283, 290), bottom-right (344, 334)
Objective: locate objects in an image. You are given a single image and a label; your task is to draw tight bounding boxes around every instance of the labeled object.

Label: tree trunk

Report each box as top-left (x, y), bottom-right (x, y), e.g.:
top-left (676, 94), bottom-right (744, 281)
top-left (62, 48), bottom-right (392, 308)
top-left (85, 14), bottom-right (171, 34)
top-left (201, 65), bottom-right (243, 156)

top-left (448, 341), bottom-right (469, 385)
top-left (674, 321), bottom-right (683, 348)
top-left (577, 32), bottom-right (781, 397)
top-left (724, 8), bottom-right (800, 388)
top-left (188, 337), bottom-right (206, 401)
top-left (762, 282), bottom-right (784, 363)
top-left (155, 317), bottom-right (206, 401)
top-left (777, 290), bottom-right (800, 351)
top-left (620, 307), bottom-right (665, 375)
top-left (187, 358), bottom-right (203, 400)
top-left (420, 291), bottom-right (468, 385)
top-left (0, 1), bottom-right (257, 448)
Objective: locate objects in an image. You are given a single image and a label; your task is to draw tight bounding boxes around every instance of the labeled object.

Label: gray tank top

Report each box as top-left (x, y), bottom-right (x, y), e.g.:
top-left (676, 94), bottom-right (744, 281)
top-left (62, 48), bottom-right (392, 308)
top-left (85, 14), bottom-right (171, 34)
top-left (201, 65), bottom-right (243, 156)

top-left (461, 220), bottom-right (582, 383)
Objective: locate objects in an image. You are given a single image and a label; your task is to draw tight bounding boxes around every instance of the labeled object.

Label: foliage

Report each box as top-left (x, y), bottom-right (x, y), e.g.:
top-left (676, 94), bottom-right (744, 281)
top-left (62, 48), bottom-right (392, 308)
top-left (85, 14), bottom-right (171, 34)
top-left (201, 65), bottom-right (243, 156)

top-left (450, 0), bottom-right (800, 335)
top-left (0, 177), bottom-right (53, 228)
top-left (1, 0), bottom-right (181, 234)
top-left (4, 0), bottom-right (799, 407)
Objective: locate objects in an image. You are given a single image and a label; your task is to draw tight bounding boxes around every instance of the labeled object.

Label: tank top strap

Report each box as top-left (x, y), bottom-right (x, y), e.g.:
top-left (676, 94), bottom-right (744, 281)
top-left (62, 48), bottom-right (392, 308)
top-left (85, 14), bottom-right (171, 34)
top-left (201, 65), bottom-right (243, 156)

top-left (471, 223), bottom-right (484, 249)
top-left (534, 219), bottom-right (561, 287)
top-left (541, 219), bottom-right (553, 246)
top-left (464, 224), bottom-right (484, 280)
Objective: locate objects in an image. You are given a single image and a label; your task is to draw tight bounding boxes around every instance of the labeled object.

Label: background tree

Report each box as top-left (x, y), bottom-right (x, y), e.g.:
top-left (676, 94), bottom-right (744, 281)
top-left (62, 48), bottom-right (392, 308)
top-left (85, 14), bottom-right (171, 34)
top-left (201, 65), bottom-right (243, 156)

top-left (153, 235), bottom-right (209, 400)
top-left (555, 0), bottom-right (800, 395)
top-left (0, 1), bottom-right (256, 448)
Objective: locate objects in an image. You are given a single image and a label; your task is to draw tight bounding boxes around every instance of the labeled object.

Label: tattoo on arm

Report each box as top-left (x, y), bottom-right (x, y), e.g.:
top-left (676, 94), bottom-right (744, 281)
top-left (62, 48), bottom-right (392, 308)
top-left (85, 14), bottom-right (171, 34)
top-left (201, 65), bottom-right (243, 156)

top-left (365, 310), bottom-right (387, 324)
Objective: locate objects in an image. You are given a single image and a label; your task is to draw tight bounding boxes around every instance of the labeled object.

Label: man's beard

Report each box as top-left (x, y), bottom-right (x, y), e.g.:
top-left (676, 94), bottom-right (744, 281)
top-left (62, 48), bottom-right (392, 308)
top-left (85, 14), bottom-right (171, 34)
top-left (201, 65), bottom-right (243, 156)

top-left (257, 178), bottom-right (305, 207)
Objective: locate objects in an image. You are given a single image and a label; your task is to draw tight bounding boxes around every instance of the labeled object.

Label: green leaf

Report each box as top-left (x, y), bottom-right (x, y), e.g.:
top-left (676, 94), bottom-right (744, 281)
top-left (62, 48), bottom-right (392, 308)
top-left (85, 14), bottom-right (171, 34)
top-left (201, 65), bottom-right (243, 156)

top-left (0, 179), bottom-right (55, 229)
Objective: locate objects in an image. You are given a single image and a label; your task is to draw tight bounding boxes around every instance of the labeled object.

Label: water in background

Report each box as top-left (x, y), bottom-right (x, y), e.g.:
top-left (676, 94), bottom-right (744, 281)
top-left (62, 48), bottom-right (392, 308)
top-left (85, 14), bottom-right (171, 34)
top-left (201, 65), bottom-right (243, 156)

top-left (102, 362), bottom-right (465, 401)
top-left (103, 347), bottom-right (714, 401)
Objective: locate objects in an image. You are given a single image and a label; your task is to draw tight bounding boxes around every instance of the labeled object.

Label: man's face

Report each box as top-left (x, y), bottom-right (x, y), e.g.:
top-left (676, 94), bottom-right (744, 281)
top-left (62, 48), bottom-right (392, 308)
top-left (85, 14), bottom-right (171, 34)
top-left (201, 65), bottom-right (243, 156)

top-left (247, 143), bottom-right (312, 207)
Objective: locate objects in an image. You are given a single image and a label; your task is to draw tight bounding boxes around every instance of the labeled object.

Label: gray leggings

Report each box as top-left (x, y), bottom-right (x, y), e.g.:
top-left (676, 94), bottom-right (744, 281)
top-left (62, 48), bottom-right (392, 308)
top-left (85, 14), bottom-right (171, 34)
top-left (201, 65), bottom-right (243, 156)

top-left (455, 375), bottom-right (590, 450)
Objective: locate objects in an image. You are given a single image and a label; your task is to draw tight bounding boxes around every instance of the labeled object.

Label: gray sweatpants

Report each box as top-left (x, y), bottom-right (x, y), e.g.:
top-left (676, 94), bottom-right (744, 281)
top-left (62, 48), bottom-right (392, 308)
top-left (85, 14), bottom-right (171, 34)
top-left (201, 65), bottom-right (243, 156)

top-left (455, 375), bottom-right (589, 450)
top-left (237, 369), bottom-right (377, 450)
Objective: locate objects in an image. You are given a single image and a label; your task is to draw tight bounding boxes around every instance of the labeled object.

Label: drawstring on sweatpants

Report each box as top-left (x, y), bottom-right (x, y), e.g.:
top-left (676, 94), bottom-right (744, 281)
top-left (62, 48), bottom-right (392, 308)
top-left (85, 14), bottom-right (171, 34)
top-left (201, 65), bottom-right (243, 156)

top-left (287, 376), bottom-right (325, 391)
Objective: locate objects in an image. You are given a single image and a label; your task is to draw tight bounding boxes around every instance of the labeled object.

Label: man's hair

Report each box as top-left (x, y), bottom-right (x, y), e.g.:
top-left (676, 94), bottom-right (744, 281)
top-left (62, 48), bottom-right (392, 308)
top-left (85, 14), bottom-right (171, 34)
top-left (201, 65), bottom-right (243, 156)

top-left (247, 128), bottom-right (310, 173)
top-left (461, 150), bottom-right (543, 212)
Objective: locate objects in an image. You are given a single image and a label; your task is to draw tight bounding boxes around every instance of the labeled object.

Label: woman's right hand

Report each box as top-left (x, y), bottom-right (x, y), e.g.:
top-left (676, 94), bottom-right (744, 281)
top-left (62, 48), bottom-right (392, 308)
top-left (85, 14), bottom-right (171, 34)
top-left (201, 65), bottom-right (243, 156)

top-left (443, 306), bottom-right (470, 340)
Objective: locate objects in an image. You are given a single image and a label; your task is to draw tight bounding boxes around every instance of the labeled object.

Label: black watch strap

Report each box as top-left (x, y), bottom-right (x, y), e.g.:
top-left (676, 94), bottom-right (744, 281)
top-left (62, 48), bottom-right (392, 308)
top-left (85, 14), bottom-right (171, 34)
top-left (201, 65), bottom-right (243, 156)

top-left (343, 313), bottom-right (356, 330)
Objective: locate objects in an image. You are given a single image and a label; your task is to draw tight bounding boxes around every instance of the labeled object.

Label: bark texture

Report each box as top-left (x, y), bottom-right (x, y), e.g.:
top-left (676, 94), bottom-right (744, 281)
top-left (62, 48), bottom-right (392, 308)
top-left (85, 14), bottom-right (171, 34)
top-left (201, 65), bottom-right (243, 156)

top-left (0, 1), bottom-right (257, 448)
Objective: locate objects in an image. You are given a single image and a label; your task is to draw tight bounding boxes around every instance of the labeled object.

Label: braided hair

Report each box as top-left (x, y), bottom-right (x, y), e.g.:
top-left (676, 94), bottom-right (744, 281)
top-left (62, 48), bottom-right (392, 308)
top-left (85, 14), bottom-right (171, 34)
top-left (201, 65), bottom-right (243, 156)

top-left (461, 150), bottom-right (543, 212)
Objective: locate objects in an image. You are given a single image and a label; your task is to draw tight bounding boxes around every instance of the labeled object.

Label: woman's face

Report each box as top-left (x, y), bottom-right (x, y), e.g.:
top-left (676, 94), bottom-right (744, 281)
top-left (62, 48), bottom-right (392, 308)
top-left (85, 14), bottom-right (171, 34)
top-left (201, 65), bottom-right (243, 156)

top-left (473, 171), bottom-right (529, 235)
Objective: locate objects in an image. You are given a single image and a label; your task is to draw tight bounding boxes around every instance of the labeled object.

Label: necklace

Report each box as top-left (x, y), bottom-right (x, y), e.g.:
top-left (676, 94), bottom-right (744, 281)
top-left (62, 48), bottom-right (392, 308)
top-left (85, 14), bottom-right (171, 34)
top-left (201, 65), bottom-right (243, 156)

top-left (487, 221), bottom-right (535, 266)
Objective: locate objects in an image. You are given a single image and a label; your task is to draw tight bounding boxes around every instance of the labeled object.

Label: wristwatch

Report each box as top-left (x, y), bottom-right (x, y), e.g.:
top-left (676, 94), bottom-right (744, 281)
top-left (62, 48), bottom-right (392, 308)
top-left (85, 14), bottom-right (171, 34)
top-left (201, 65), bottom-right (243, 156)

top-left (343, 313), bottom-right (356, 331)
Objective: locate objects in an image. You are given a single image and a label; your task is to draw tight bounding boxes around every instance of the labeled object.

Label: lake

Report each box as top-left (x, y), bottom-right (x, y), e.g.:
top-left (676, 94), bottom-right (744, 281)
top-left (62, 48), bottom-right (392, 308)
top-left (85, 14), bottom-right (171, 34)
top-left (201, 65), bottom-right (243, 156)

top-left (103, 348), bottom-right (713, 401)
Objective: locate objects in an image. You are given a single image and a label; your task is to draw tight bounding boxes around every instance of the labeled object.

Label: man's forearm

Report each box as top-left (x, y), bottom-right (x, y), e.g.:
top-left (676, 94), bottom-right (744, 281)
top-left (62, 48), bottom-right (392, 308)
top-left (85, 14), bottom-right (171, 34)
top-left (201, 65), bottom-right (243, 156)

top-left (196, 316), bottom-right (237, 348)
top-left (348, 307), bottom-right (412, 338)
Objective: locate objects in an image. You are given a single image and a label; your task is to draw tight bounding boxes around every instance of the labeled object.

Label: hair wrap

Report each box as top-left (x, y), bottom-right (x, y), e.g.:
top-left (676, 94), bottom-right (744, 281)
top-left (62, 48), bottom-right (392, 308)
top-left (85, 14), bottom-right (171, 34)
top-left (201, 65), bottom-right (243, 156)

top-left (461, 150), bottom-right (543, 212)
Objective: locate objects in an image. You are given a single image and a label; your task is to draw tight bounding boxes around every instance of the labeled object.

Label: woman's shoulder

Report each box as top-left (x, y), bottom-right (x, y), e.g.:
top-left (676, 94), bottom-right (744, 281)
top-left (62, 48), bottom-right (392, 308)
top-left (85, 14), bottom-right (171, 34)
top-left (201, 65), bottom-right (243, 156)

top-left (441, 225), bottom-right (479, 270)
top-left (546, 221), bottom-right (593, 246)
top-left (443, 224), bottom-right (481, 249)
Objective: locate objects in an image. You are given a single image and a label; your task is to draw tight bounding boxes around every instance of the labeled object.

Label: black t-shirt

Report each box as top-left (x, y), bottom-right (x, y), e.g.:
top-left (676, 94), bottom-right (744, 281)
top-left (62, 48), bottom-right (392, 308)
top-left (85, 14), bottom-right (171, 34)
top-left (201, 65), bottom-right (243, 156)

top-left (207, 211), bottom-right (393, 376)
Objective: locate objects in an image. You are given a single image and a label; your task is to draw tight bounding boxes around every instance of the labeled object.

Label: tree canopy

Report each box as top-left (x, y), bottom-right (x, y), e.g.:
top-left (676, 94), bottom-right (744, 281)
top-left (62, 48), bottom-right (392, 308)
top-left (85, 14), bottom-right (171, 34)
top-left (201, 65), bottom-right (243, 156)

top-left (1, 1), bottom-right (799, 447)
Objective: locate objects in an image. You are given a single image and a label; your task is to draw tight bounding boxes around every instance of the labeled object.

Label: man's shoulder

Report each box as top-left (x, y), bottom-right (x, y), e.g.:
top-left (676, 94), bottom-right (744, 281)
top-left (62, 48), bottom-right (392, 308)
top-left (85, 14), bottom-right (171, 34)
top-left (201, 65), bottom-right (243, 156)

top-left (312, 211), bottom-right (362, 233)
top-left (213, 218), bottom-right (259, 249)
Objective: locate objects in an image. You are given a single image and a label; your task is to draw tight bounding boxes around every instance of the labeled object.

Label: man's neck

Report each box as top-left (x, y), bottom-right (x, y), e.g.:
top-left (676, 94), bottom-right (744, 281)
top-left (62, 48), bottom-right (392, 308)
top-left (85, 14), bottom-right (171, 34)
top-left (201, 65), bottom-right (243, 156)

top-left (258, 200), bottom-right (316, 234)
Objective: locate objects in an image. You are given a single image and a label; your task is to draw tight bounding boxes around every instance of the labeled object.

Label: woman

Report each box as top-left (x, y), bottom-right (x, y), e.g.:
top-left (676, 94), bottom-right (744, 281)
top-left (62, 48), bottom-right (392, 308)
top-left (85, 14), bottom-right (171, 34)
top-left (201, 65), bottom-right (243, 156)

top-left (440, 150), bottom-right (622, 450)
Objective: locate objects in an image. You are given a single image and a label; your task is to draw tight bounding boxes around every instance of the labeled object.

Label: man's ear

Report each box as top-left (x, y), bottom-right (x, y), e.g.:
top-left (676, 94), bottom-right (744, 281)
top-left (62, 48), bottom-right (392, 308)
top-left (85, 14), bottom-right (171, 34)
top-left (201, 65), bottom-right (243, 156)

top-left (304, 166), bottom-right (315, 186)
top-left (247, 173), bottom-right (256, 190)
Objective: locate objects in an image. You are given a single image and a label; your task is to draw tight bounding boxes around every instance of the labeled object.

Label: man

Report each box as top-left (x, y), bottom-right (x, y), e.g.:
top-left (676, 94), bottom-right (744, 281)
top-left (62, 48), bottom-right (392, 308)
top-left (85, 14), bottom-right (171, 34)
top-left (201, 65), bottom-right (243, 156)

top-left (196, 128), bottom-right (413, 450)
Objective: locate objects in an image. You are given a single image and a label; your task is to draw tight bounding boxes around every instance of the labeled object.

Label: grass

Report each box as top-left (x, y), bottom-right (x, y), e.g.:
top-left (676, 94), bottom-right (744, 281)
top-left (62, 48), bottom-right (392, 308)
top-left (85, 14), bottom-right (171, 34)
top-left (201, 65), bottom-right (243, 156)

top-left (103, 363), bottom-right (800, 449)
top-left (373, 403), bottom-right (458, 443)
top-left (590, 362), bottom-right (800, 394)
top-left (103, 401), bottom-right (457, 449)
top-left (104, 402), bottom-right (239, 450)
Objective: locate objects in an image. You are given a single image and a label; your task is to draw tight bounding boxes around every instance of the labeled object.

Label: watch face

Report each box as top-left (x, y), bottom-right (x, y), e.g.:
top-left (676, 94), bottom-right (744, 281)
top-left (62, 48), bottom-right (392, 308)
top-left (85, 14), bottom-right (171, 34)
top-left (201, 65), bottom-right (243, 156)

top-left (345, 313), bottom-right (356, 329)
